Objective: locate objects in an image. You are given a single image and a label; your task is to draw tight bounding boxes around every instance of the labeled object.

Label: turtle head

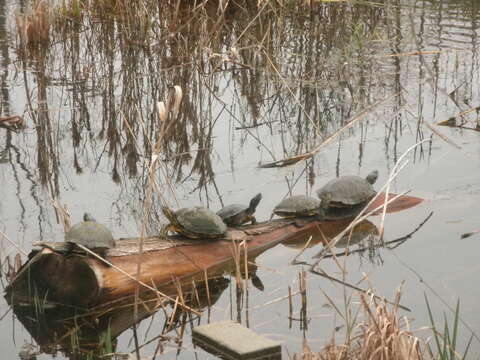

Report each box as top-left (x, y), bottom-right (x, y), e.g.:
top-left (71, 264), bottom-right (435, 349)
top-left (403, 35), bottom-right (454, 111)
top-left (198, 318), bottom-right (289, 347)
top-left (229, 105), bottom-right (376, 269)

top-left (83, 213), bottom-right (97, 222)
top-left (319, 192), bottom-right (332, 209)
top-left (365, 170), bottom-right (378, 185)
top-left (316, 205), bottom-right (326, 220)
top-left (248, 193), bottom-right (263, 213)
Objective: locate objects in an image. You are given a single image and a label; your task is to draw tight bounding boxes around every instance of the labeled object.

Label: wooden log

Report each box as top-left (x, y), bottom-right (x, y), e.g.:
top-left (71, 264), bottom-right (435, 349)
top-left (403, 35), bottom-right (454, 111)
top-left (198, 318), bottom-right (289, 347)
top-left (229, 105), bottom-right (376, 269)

top-left (11, 276), bottom-right (231, 355)
top-left (5, 193), bottom-right (423, 308)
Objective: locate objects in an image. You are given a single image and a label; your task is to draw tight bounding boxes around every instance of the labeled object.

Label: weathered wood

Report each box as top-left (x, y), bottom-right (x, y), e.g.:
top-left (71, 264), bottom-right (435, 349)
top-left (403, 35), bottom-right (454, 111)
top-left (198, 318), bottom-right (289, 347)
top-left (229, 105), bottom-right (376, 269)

top-left (6, 193), bottom-right (423, 308)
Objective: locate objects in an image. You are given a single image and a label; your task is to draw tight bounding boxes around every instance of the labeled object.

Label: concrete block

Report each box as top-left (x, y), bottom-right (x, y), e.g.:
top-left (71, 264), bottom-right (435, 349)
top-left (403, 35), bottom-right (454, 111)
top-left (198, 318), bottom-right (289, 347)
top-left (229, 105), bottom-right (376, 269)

top-left (193, 320), bottom-right (281, 360)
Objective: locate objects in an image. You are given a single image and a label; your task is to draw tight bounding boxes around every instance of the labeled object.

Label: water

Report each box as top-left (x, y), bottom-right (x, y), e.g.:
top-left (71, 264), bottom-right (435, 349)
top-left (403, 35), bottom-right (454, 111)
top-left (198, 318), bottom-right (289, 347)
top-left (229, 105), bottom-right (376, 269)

top-left (2, 0), bottom-right (480, 358)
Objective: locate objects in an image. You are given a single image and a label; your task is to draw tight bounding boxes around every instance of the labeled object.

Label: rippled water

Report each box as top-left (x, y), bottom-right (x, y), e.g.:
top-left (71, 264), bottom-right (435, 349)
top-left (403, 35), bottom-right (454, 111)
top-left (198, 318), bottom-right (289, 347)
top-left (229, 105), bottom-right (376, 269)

top-left (2, 0), bottom-right (480, 358)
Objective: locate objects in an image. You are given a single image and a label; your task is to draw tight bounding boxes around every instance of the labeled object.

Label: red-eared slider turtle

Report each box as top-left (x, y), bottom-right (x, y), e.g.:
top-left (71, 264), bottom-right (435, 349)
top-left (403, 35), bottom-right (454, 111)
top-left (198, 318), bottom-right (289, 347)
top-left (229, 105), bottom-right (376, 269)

top-left (317, 170), bottom-right (378, 219)
top-left (217, 193), bottom-right (262, 226)
top-left (162, 206), bottom-right (227, 239)
top-left (65, 213), bottom-right (115, 257)
top-left (273, 195), bottom-right (323, 218)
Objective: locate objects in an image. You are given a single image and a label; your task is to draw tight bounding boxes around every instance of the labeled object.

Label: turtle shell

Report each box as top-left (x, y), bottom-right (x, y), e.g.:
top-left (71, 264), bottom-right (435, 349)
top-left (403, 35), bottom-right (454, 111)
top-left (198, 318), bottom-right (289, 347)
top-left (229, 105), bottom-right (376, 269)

top-left (217, 204), bottom-right (249, 225)
top-left (273, 195), bottom-right (321, 218)
top-left (317, 174), bottom-right (376, 208)
top-left (165, 206), bottom-right (227, 239)
top-left (65, 221), bottom-right (115, 250)
top-left (217, 193), bottom-right (262, 226)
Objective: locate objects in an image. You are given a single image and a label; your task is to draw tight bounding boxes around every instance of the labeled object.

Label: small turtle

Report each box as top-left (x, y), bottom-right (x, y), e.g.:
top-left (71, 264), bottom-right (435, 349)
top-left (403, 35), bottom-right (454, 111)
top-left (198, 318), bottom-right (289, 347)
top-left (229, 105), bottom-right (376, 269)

top-left (317, 170), bottom-right (378, 219)
top-left (273, 195), bottom-right (323, 218)
top-left (162, 206), bottom-right (227, 239)
top-left (65, 213), bottom-right (115, 257)
top-left (217, 193), bottom-right (262, 227)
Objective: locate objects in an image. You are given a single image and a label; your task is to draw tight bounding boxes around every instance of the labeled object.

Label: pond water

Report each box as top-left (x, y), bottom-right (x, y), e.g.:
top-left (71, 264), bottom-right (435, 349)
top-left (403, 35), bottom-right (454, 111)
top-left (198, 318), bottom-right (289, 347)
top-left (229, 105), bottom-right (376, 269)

top-left (2, 0), bottom-right (480, 358)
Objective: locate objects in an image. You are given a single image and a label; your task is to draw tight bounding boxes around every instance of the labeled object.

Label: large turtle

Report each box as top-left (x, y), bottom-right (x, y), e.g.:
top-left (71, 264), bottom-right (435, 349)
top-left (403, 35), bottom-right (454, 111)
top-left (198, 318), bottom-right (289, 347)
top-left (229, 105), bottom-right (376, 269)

top-left (217, 193), bottom-right (262, 227)
top-left (317, 170), bottom-right (378, 219)
top-left (65, 213), bottom-right (115, 257)
top-left (162, 206), bottom-right (227, 239)
top-left (273, 195), bottom-right (323, 218)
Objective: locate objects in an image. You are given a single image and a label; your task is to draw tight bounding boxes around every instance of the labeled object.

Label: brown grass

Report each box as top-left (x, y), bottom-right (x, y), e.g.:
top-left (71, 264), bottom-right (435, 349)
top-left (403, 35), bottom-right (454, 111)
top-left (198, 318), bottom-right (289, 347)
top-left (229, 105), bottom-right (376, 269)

top-left (294, 293), bottom-right (424, 360)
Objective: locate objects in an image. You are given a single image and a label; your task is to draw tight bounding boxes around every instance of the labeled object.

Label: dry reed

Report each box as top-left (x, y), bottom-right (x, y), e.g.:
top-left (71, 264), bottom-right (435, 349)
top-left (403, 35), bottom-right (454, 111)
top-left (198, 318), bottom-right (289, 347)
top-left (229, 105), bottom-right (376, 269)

top-left (294, 292), bottom-right (423, 360)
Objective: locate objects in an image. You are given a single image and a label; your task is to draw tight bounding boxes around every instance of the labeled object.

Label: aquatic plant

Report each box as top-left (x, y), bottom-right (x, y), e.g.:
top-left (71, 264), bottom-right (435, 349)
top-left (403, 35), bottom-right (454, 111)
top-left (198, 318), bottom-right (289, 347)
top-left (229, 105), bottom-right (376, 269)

top-left (425, 295), bottom-right (472, 360)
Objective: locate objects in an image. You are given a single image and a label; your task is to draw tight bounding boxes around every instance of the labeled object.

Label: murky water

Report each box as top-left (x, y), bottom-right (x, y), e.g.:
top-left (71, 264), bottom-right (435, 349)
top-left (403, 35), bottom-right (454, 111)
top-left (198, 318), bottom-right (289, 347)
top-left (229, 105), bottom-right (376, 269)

top-left (2, 0), bottom-right (480, 358)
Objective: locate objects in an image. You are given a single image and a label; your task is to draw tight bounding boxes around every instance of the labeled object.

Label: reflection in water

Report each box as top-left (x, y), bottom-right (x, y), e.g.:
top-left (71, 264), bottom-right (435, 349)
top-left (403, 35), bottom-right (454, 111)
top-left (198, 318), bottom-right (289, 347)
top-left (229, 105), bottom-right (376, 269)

top-left (283, 219), bottom-right (378, 250)
top-left (4, 0), bottom-right (477, 229)
top-left (9, 1), bottom-right (394, 219)
top-left (283, 219), bottom-right (384, 264)
top-left (333, 220), bottom-right (379, 249)
top-left (2, 1), bottom-right (479, 212)
top-left (285, 212), bottom-right (432, 265)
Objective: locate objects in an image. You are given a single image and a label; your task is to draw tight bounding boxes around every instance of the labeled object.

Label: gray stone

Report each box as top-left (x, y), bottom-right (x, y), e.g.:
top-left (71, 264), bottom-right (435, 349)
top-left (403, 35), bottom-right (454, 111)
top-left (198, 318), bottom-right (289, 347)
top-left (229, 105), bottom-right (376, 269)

top-left (193, 320), bottom-right (281, 360)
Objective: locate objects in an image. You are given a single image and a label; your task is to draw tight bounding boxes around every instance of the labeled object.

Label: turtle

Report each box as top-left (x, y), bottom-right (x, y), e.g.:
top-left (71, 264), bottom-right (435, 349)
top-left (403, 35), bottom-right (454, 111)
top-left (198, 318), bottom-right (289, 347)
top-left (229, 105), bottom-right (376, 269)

top-left (64, 213), bottom-right (115, 257)
top-left (273, 195), bottom-right (323, 218)
top-left (316, 170), bottom-right (378, 219)
top-left (162, 206), bottom-right (227, 239)
top-left (217, 193), bottom-right (263, 227)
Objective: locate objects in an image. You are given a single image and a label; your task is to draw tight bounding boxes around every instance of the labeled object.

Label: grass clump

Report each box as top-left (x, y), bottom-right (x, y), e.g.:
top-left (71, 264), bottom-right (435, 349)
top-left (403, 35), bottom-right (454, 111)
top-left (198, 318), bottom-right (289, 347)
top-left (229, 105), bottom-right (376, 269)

top-left (295, 293), bottom-right (474, 360)
top-left (295, 292), bottom-right (422, 360)
top-left (425, 295), bottom-right (472, 360)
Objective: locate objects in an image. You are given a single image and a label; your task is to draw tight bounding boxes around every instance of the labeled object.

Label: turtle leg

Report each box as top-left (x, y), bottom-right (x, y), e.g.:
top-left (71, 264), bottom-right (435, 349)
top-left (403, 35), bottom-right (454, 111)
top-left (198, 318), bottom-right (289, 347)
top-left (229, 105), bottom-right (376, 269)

top-left (162, 224), bottom-right (175, 236)
top-left (294, 218), bottom-right (311, 227)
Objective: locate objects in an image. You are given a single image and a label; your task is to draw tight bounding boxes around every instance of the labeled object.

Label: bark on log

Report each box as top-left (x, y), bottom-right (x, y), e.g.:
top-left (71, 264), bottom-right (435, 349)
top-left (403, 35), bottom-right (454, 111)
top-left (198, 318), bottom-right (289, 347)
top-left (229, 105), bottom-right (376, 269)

top-left (5, 193), bottom-right (423, 308)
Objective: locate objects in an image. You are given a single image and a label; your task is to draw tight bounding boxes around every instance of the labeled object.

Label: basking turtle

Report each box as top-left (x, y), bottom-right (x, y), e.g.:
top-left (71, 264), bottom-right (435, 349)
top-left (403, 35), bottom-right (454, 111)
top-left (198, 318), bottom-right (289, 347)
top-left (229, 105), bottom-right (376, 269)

top-left (273, 195), bottom-right (323, 218)
top-left (65, 213), bottom-right (115, 257)
top-left (162, 206), bottom-right (227, 239)
top-left (217, 193), bottom-right (262, 227)
top-left (317, 170), bottom-right (378, 219)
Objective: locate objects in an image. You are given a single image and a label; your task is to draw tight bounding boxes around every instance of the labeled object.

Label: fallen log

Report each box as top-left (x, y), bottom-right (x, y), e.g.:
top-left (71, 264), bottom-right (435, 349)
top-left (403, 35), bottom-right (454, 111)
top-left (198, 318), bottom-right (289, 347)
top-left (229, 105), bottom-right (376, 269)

top-left (5, 193), bottom-right (423, 308)
top-left (11, 275), bottom-right (231, 356)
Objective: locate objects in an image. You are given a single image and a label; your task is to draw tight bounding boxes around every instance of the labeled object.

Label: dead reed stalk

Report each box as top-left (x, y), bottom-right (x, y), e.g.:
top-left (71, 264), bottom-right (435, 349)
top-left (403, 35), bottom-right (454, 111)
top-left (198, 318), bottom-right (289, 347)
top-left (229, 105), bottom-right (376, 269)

top-left (294, 291), bottom-right (423, 360)
top-left (0, 231), bottom-right (28, 257)
top-left (378, 139), bottom-right (430, 239)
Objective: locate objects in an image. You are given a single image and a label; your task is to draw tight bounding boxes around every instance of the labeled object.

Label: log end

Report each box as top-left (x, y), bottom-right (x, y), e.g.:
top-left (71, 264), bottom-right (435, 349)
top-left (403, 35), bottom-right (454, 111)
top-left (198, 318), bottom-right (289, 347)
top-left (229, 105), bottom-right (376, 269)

top-left (6, 250), bottom-right (101, 307)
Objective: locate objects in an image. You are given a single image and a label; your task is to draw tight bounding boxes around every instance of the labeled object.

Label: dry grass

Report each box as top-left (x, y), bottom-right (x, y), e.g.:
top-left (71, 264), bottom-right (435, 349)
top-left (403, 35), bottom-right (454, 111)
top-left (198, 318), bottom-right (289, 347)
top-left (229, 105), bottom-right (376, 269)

top-left (294, 293), bottom-right (424, 360)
